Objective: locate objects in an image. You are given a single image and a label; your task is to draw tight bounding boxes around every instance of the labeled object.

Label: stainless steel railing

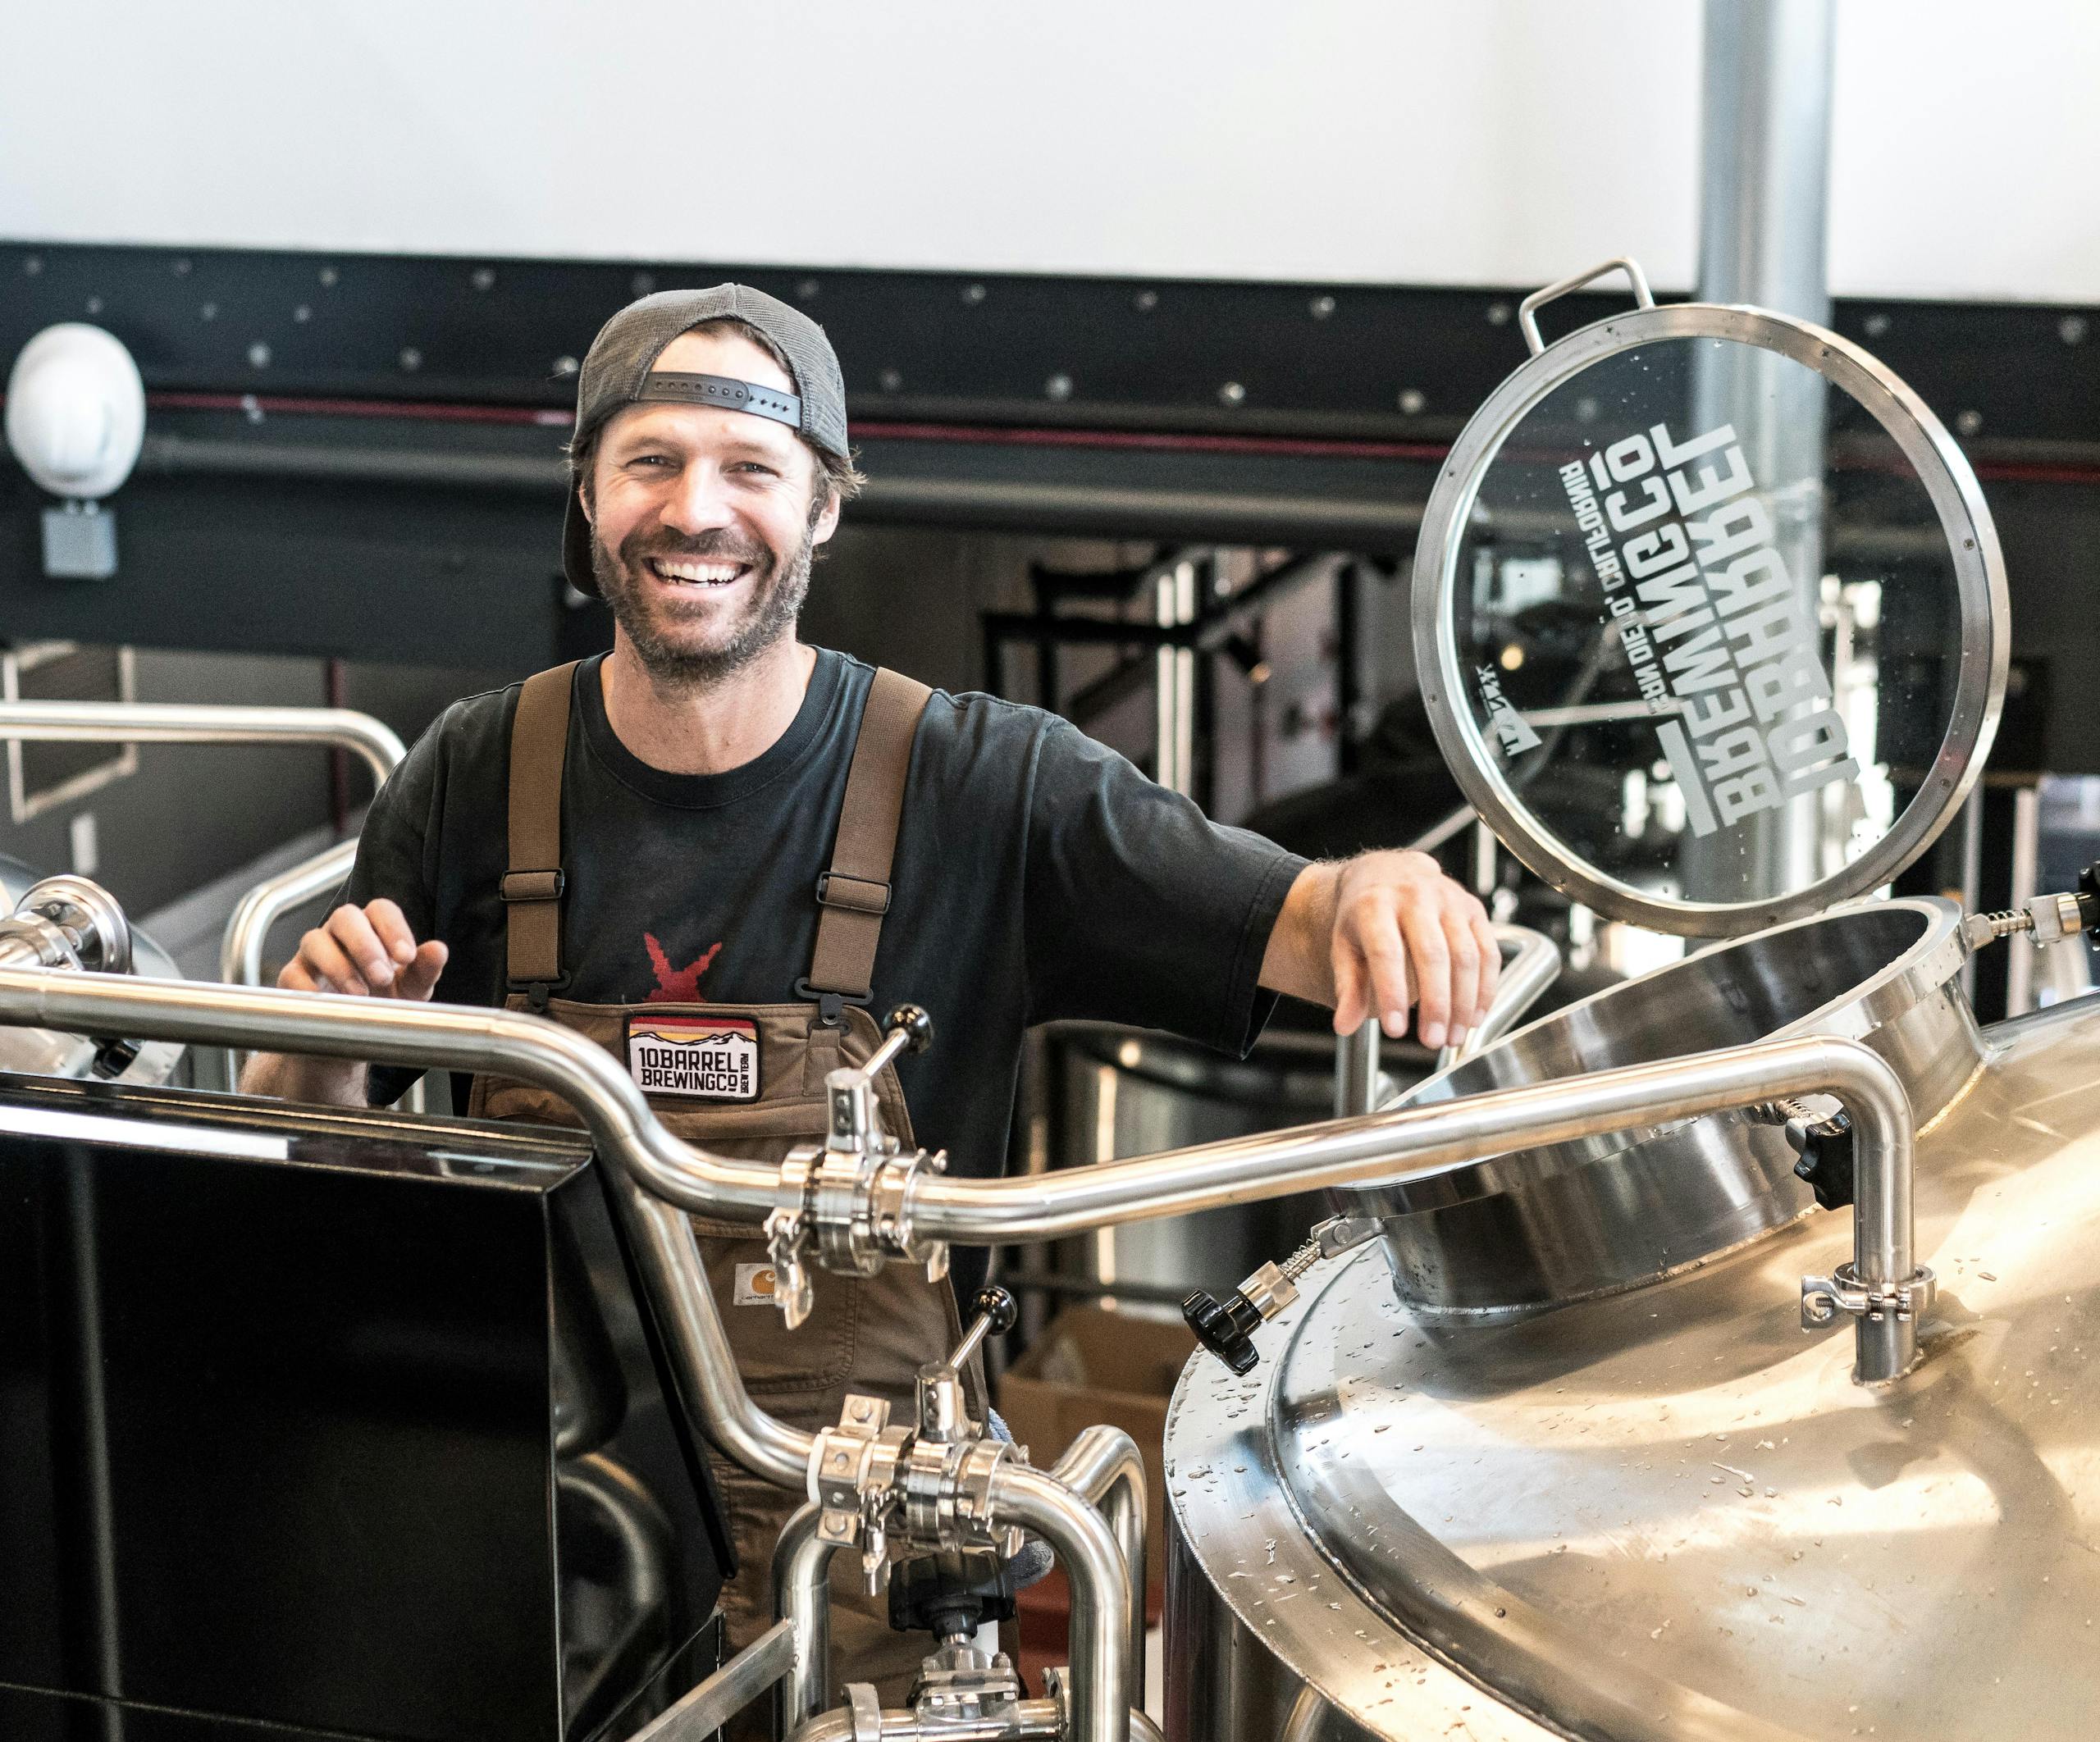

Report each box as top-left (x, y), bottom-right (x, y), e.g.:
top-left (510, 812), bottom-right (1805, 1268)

top-left (0, 700), bottom-right (404, 785)
top-left (0, 700), bottom-right (407, 1092)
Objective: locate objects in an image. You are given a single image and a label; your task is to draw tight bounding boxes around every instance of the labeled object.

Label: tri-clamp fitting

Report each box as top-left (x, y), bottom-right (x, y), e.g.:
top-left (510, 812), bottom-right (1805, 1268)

top-left (765, 1004), bottom-right (952, 1329)
top-left (0, 875), bottom-right (133, 976)
top-left (1801, 1263), bottom-right (1938, 1331)
top-left (806, 1287), bottom-right (1024, 1588)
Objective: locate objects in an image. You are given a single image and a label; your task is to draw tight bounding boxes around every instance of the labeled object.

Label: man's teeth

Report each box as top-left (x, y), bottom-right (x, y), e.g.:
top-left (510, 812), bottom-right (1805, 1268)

top-left (652, 559), bottom-right (746, 586)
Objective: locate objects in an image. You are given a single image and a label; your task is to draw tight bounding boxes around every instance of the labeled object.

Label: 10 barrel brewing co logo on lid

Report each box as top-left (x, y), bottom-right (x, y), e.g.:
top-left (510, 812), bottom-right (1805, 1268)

top-left (626, 1014), bottom-right (760, 1101)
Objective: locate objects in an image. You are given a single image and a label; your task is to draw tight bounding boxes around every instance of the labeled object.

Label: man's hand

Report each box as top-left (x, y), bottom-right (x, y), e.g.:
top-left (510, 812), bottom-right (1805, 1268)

top-left (279, 898), bottom-right (448, 1000)
top-left (1261, 852), bottom-right (1499, 1051)
top-left (238, 900), bottom-right (448, 1105)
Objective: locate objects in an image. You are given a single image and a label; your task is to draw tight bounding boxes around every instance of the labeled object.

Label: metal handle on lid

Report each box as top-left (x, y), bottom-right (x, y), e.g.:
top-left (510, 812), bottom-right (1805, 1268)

top-left (1516, 256), bottom-right (1655, 357)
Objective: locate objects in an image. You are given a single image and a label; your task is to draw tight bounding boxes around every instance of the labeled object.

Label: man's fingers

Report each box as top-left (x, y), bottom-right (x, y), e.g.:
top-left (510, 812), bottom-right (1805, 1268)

top-left (1395, 900), bottom-right (1454, 1049)
top-left (396, 940), bottom-right (450, 1001)
top-left (277, 956), bottom-right (323, 994)
top-left (1344, 890), bottom-right (1415, 1040)
top-left (298, 927), bottom-right (368, 996)
top-left (324, 905), bottom-right (397, 990)
top-left (1441, 905), bottom-right (1484, 1050)
top-left (364, 898), bottom-right (419, 965)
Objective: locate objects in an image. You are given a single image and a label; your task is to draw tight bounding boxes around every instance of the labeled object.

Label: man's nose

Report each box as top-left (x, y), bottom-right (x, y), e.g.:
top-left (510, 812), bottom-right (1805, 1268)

top-left (659, 463), bottom-right (737, 536)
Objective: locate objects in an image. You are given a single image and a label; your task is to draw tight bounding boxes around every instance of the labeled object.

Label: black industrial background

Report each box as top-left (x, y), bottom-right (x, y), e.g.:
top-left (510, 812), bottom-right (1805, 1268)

top-left (0, 240), bottom-right (2093, 1002)
top-left (0, 241), bottom-right (2089, 751)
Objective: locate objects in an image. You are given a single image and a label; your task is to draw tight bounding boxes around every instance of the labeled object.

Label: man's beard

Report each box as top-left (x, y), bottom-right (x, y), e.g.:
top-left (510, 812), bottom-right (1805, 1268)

top-left (591, 513), bottom-right (816, 691)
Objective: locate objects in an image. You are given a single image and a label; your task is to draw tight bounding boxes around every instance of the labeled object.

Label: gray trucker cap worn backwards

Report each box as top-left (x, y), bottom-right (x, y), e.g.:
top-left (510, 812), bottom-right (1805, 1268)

top-left (561, 282), bottom-right (850, 595)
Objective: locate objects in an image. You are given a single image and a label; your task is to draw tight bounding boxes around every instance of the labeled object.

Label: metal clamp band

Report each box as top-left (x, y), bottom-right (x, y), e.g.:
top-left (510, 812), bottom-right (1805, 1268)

top-left (1801, 1262), bottom-right (1938, 1329)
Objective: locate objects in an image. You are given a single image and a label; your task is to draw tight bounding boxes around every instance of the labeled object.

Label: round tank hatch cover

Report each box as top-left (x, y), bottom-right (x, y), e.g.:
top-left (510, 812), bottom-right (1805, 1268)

top-left (1413, 260), bottom-right (2008, 937)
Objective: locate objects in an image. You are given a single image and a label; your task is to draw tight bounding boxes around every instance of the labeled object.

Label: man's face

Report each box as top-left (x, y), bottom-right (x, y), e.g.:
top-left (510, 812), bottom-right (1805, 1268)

top-left (583, 327), bottom-right (840, 686)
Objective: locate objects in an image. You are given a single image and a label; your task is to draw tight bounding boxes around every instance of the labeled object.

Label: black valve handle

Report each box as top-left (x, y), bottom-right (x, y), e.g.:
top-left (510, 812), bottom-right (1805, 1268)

top-left (1182, 1285), bottom-right (1265, 1375)
top-left (2077, 862), bottom-right (2100, 937)
top-left (971, 1284), bottom-right (1018, 1338)
top-left (949, 1284), bottom-right (1017, 1370)
top-left (1788, 1107), bottom-right (1857, 1213)
top-left (882, 1003), bottom-right (935, 1055)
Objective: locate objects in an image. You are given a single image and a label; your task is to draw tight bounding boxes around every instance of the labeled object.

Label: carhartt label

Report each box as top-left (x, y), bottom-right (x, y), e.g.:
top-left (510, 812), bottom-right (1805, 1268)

top-left (733, 1262), bottom-right (778, 1306)
top-left (627, 1013), bottom-right (760, 1101)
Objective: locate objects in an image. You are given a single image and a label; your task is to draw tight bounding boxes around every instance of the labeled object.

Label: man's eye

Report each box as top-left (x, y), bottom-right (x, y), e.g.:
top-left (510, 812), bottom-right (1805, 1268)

top-left (732, 462), bottom-right (778, 478)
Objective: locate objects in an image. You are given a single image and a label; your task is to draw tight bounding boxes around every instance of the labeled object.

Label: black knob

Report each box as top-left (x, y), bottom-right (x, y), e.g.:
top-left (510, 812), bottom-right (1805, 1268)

top-left (888, 1548), bottom-right (1017, 1639)
top-left (972, 1285), bottom-right (1019, 1337)
top-left (1182, 1287), bottom-right (1264, 1375)
top-left (883, 1003), bottom-right (935, 1056)
top-left (88, 1035), bottom-right (142, 1081)
top-left (2077, 862), bottom-right (2100, 937)
top-left (1789, 1108), bottom-right (1857, 1213)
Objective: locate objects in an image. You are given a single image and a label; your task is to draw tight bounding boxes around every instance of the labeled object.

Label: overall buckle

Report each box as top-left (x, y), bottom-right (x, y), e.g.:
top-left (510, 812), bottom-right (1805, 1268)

top-left (795, 976), bottom-right (872, 1028)
top-left (508, 970), bottom-right (573, 1013)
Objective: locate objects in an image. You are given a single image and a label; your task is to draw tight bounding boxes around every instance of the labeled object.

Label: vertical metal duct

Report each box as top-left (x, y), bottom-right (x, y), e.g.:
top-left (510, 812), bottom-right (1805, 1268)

top-left (1685, 0), bottom-right (1839, 900)
top-left (1698, 0), bottom-right (1836, 323)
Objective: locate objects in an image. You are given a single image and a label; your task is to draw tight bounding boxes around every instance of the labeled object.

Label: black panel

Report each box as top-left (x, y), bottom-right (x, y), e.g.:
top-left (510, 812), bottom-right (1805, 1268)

top-left (0, 1074), bottom-right (724, 1742)
top-left (2, 240), bottom-right (2093, 448)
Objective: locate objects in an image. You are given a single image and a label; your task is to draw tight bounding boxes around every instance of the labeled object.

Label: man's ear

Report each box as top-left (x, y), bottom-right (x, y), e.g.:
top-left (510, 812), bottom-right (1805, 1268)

top-left (578, 476), bottom-right (596, 527)
top-left (810, 485), bottom-right (842, 548)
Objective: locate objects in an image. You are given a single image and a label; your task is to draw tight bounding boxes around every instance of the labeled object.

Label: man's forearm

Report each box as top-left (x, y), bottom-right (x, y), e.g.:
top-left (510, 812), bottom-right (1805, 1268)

top-left (238, 1050), bottom-right (371, 1108)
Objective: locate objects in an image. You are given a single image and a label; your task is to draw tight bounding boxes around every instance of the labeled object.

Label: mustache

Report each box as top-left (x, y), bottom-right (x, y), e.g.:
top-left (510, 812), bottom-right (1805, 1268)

top-left (619, 527), bottom-right (775, 571)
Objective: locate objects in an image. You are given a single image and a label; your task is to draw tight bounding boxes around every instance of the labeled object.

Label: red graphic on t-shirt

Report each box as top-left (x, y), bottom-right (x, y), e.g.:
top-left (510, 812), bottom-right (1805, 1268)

top-left (644, 933), bottom-right (724, 1003)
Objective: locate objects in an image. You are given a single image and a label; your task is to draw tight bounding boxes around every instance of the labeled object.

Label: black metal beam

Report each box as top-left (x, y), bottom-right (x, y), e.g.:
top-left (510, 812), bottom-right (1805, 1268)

top-left (2, 239), bottom-right (2094, 454)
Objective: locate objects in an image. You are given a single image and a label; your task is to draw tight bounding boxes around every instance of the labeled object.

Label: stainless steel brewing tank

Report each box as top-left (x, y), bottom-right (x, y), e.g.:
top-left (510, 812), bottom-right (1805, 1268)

top-left (1161, 262), bottom-right (2039, 1740)
top-left (1360, 896), bottom-right (1978, 1316)
top-left (1165, 987), bottom-right (2100, 1742)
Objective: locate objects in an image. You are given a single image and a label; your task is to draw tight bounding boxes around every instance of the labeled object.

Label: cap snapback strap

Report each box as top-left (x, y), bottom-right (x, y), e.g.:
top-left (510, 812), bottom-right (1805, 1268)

top-left (640, 371), bottom-right (802, 431)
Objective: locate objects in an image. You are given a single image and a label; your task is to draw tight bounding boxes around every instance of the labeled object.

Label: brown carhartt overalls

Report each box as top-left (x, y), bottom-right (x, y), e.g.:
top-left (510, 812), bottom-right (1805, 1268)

top-left (467, 660), bottom-right (989, 1710)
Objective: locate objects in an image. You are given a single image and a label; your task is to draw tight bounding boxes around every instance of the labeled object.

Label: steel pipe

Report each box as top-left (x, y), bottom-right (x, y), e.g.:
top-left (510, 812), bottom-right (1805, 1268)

top-left (774, 1503), bottom-right (838, 1735)
top-left (1050, 1426), bottom-right (1148, 1691)
top-left (606, 1172), bottom-right (815, 1489)
top-left (0, 700), bottom-right (405, 1089)
top-left (987, 1462), bottom-right (1130, 1742)
top-left (0, 972), bottom-right (1916, 1375)
top-left (0, 700), bottom-right (405, 788)
top-left (1334, 1022), bottom-right (1381, 1119)
top-left (785, 1699), bottom-right (1066, 1742)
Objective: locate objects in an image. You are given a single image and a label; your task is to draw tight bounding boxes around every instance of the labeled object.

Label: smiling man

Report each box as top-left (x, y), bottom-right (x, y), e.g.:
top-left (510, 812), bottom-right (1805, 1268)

top-left (240, 284), bottom-right (1497, 1701)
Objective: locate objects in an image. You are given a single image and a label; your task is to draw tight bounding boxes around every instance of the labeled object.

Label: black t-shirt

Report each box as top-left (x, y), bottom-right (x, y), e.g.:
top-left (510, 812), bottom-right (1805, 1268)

top-left (341, 649), bottom-right (1305, 1249)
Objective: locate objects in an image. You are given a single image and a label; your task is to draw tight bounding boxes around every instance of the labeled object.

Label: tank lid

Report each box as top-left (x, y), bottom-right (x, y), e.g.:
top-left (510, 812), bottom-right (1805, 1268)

top-left (1414, 259), bottom-right (2007, 937)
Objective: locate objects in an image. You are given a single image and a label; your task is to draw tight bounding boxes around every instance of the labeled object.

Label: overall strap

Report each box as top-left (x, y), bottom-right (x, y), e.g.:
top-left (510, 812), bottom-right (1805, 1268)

top-left (501, 661), bottom-right (579, 1008)
top-left (799, 668), bottom-right (933, 1023)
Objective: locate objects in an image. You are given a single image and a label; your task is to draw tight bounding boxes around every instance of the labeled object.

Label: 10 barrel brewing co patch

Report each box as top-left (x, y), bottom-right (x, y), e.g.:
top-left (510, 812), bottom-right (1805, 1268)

top-left (626, 1013), bottom-right (760, 1101)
